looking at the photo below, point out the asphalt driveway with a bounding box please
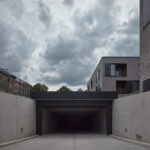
[0,134,149,150]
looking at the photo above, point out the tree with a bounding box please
[32,83,48,92]
[57,86,71,92]
[77,88,83,92]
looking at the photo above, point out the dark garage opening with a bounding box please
[42,107,106,134]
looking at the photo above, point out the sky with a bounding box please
[0,0,139,91]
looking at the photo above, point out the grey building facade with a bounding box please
[87,57,140,96]
[140,0,150,92]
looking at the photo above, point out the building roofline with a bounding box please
[0,68,32,86]
[31,91,118,100]
[87,56,140,85]
[102,56,140,58]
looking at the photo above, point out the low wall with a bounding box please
[113,91,150,143]
[0,92,36,143]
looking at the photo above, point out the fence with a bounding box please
[0,79,31,97]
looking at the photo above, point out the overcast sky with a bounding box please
[0,0,139,90]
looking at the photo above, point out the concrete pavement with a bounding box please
[0,134,149,150]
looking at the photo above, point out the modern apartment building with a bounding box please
[140,0,150,92]
[87,57,140,96]
[0,68,32,97]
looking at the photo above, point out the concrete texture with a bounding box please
[140,0,150,91]
[113,91,150,143]
[140,24,150,91]
[0,134,149,150]
[0,92,36,143]
[142,0,150,27]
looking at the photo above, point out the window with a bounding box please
[88,86,90,91]
[116,80,139,94]
[110,64,115,76]
[116,81,126,94]
[95,74,97,83]
[98,69,100,80]
[96,86,98,91]
[105,63,127,77]
[91,80,93,89]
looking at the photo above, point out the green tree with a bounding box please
[57,86,71,92]
[32,83,48,92]
[77,88,83,92]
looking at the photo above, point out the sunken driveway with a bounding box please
[0,134,149,150]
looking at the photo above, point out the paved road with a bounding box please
[0,134,149,150]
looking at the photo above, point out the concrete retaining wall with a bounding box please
[0,92,36,143]
[113,91,150,143]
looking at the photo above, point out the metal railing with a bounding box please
[0,80,31,97]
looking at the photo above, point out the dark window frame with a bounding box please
[116,80,139,94]
[105,63,127,77]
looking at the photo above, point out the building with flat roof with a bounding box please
[0,68,32,97]
[87,57,140,96]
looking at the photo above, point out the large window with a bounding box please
[105,63,127,77]
[95,73,97,83]
[110,64,115,76]
[91,80,93,89]
[98,69,100,80]
[116,81,139,94]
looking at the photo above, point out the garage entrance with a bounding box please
[42,107,106,134]
[32,92,117,135]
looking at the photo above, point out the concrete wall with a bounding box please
[140,0,150,91]
[140,24,150,91]
[113,91,150,143]
[0,92,36,143]
[142,0,150,27]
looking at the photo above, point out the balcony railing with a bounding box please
[115,71,127,77]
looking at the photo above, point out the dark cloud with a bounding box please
[41,0,117,86]
[113,9,139,56]
[44,37,77,64]
[42,59,94,86]
[42,35,95,86]
[63,0,74,6]
[0,20,35,73]
[113,37,139,56]
[73,0,116,43]
[124,12,139,35]
[38,1,51,28]
[0,0,139,89]
[2,0,25,19]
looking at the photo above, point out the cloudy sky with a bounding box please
[0,0,139,91]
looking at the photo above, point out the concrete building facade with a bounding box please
[140,0,150,91]
[0,92,36,143]
[87,57,140,96]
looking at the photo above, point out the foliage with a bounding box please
[32,83,48,92]
[57,86,71,92]
[77,88,83,92]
